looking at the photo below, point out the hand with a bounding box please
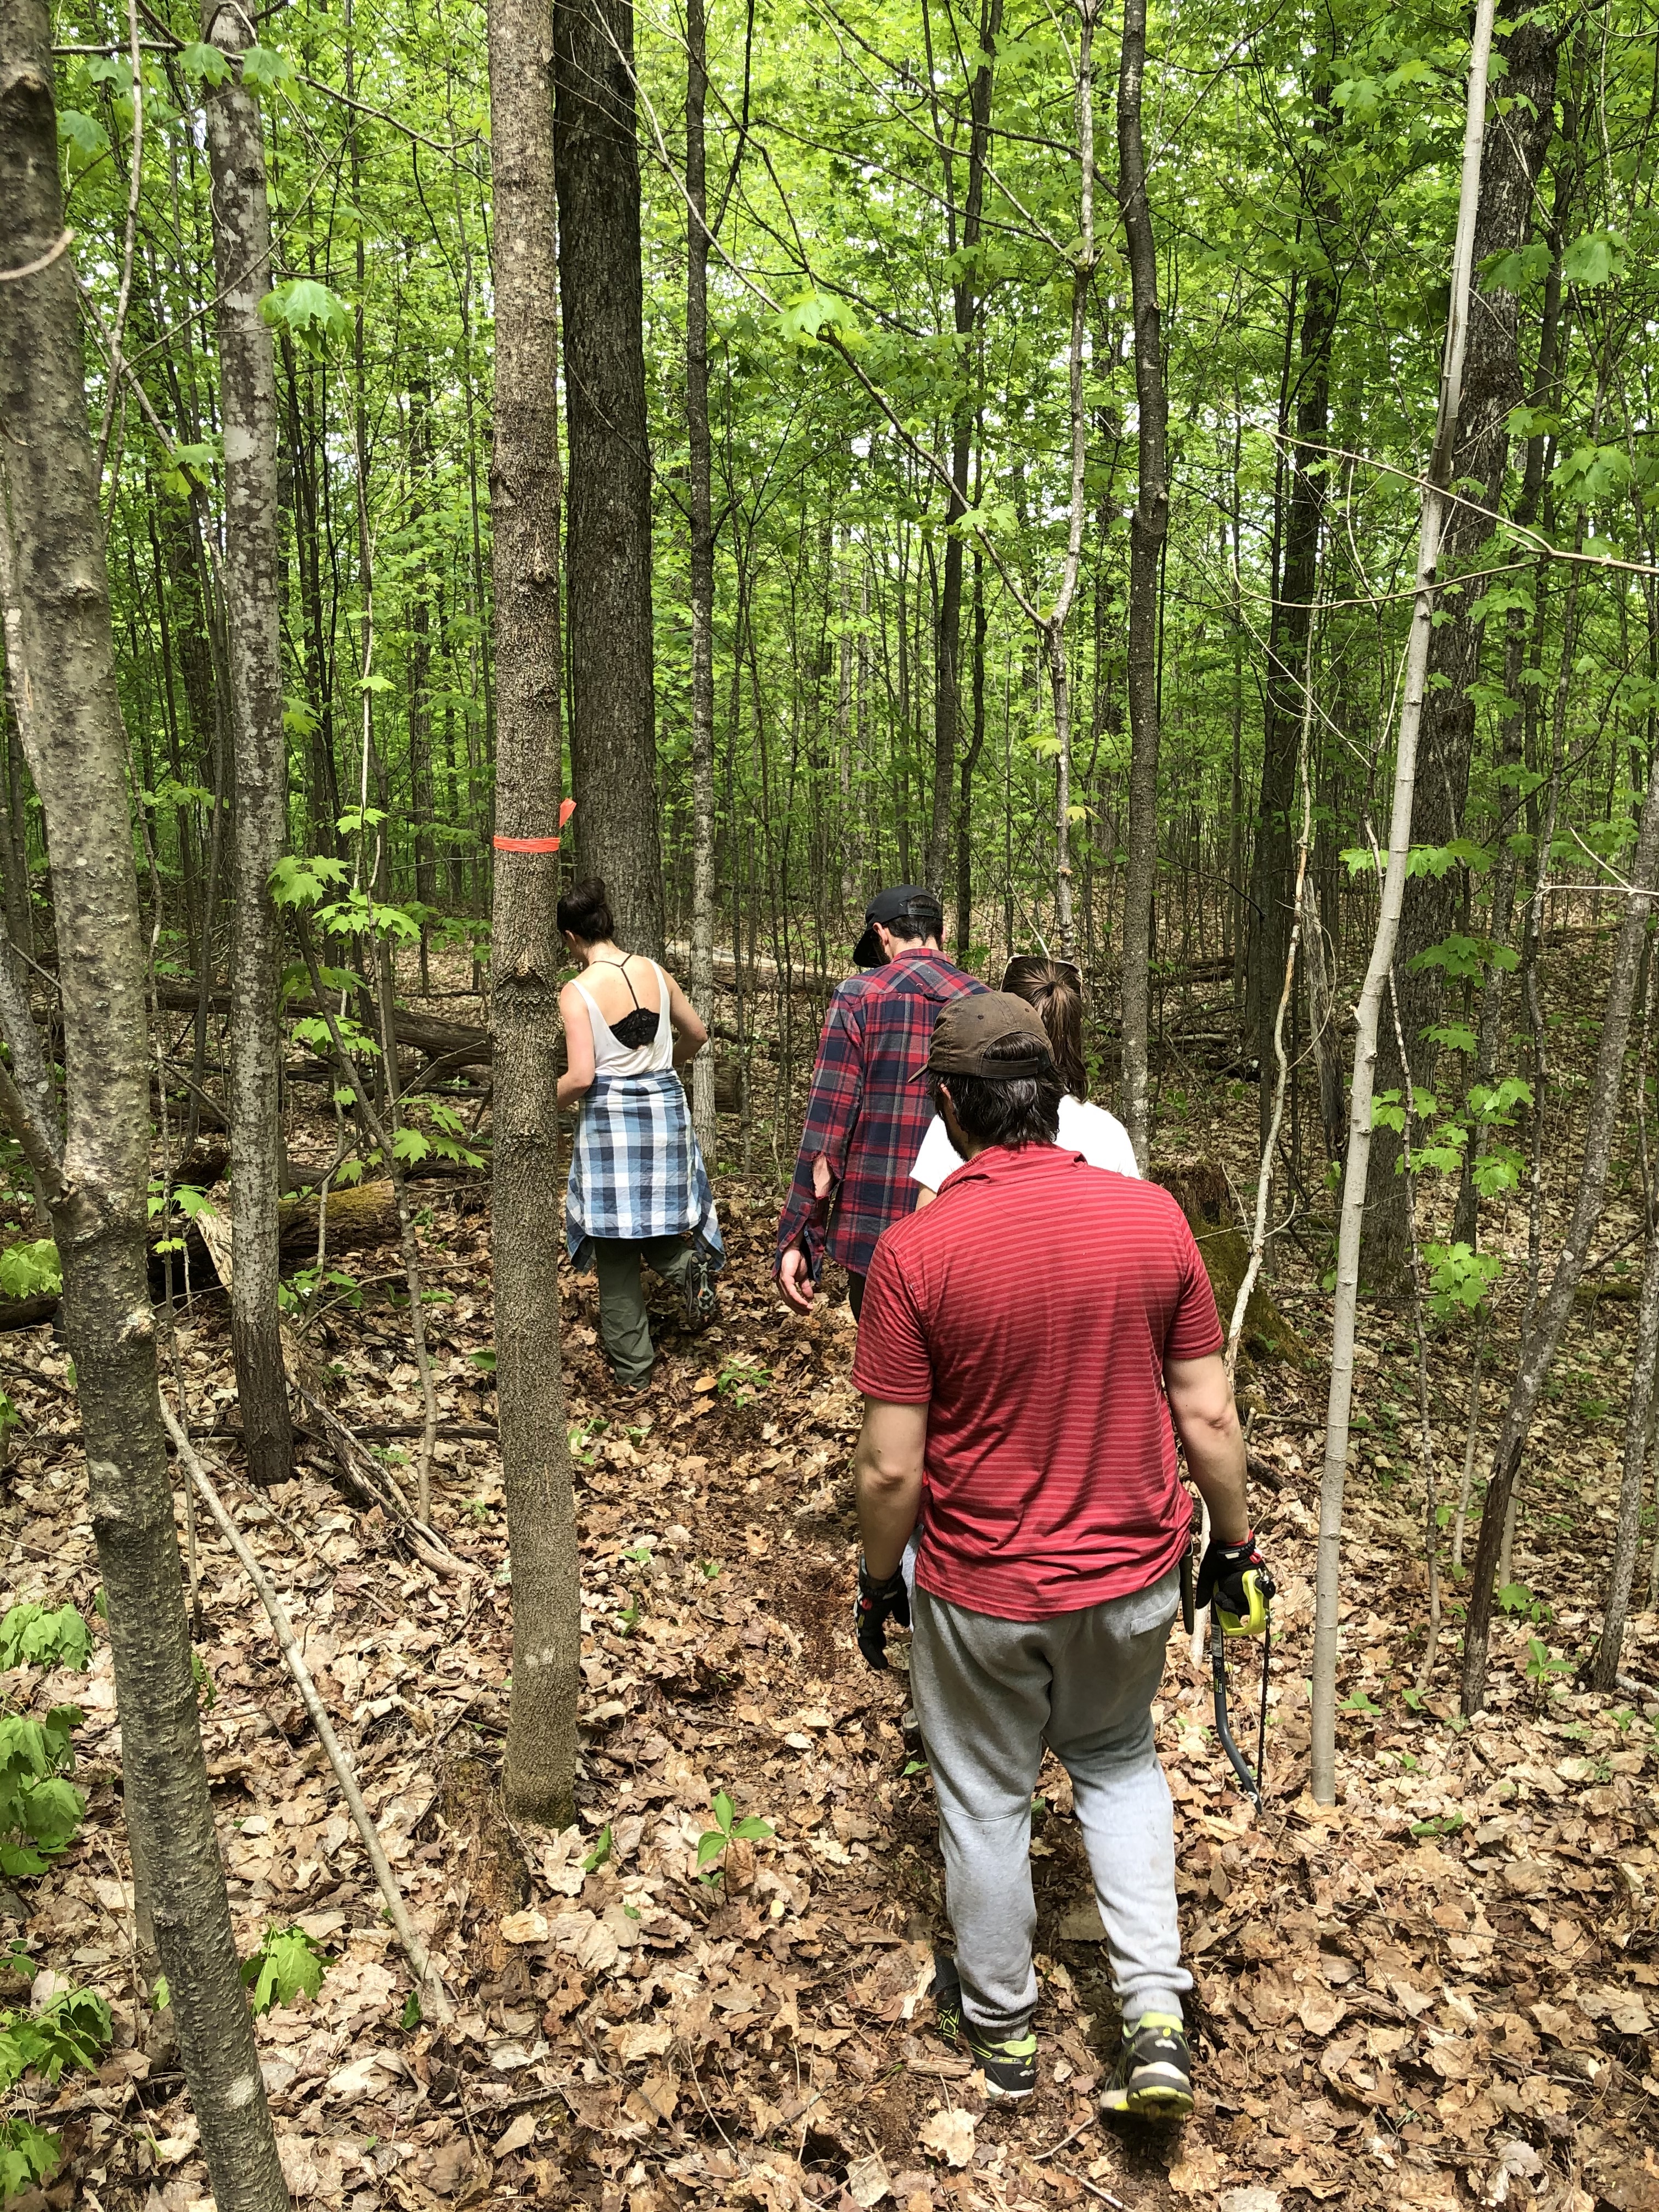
[777,1244,817,1317]
[1195,1531,1274,1624]
[854,1556,911,1670]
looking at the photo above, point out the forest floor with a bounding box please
[2,948,1658,2212]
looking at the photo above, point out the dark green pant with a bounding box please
[592,1234,698,1385]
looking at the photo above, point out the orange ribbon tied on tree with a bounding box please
[494,797,575,853]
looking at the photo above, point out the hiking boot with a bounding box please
[679,1244,720,1333]
[1101,2012,1193,2119]
[930,1951,1036,2101]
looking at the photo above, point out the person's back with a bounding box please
[776,887,984,1315]
[570,955,674,1078]
[847,994,1269,2124]
[863,1148,1210,1617]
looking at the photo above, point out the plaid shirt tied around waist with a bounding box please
[566,1069,725,1269]
[775,949,985,1280]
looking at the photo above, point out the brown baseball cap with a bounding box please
[913,992,1056,1081]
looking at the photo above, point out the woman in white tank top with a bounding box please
[556,877,723,1392]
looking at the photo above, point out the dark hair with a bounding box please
[557,877,614,945]
[887,895,944,945]
[1002,956,1086,1098]
[935,1034,1063,1151]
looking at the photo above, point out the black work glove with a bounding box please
[854,1557,911,1671]
[1195,1531,1275,1624]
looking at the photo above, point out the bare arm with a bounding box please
[1164,1352,1249,1543]
[913,1185,938,1210]
[852,1397,928,1579]
[664,968,708,1065]
[556,983,595,1108]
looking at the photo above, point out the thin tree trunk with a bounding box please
[1366,2,1558,1286]
[956,543,986,960]
[488,0,582,1828]
[1588,960,1659,1691]
[0,12,286,2198]
[925,0,1001,900]
[687,0,718,1156]
[1461,773,1659,1710]
[555,0,664,955]
[1248,122,1334,1143]
[1310,0,1498,1804]
[1115,0,1168,1166]
[202,1,291,1485]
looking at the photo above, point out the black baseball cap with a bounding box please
[912,992,1056,1081]
[853,885,945,969]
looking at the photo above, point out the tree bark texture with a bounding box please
[1589,1167,1659,1692]
[0,9,287,2201]
[554,0,665,958]
[202,1,292,1485]
[1249,157,1334,1138]
[489,0,582,1826]
[1115,0,1168,1167]
[925,0,1001,903]
[687,0,717,1155]
[1366,8,1557,1283]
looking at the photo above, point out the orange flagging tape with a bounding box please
[493,798,576,853]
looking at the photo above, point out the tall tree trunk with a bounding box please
[687,0,717,1155]
[1115,0,1168,1167]
[1365,4,1558,1285]
[924,0,1002,900]
[956,543,986,960]
[1588,970,1659,1693]
[203,0,292,1486]
[0,10,287,2202]
[1310,0,1498,1801]
[489,0,581,1826]
[555,0,664,956]
[1249,124,1335,1145]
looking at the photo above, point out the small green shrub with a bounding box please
[242,1925,328,2015]
[0,1603,93,1674]
[0,2114,62,2197]
[0,1244,59,1302]
[0,1709,84,1876]
[0,1985,112,2197]
[0,1986,111,2092]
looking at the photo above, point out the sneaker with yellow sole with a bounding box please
[930,1952,1037,2102]
[1100,2012,1193,2119]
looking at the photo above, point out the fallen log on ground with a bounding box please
[155,978,493,1066]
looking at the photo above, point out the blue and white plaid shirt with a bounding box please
[566,1069,725,1268]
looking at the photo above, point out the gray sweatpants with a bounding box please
[910,1570,1189,2038]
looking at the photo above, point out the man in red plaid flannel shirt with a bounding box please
[776,887,985,1319]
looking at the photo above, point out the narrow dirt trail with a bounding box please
[0,1172,1655,2209]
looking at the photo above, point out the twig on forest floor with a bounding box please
[1031,2113,1099,2160]
[159,1401,455,2024]
[294,1385,473,1579]
[1075,2176,1130,2210]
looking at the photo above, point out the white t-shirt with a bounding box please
[910,1094,1139,1192]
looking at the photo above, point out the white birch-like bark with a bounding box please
[1310,0,1498,1803]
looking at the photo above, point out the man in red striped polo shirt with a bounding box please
[849,994,1268,2116]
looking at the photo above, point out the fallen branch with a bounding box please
[292,1387,475,1581]
[159,1402,455,2024]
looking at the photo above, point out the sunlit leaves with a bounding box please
[261,278,352,354]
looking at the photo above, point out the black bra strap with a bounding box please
[596,955,643,1013]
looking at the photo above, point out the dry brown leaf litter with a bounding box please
[0,1081,1652,2211]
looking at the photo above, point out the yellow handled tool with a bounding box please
[1211,1569,1271,1808]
